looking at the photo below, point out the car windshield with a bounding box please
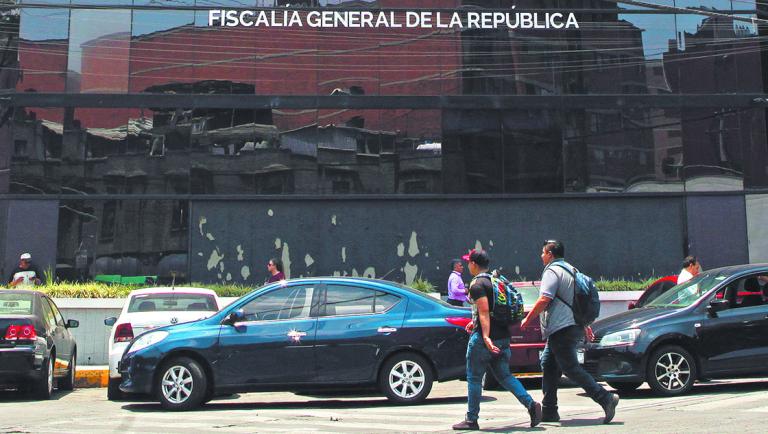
[516,285,540,306]
[0,292,34,315]
[127,293,218,313]
[646,272,725,308]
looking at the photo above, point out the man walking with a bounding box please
[446,259,468,306]
[520,240,619,424]
[453,249,542,430]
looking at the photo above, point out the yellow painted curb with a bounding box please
[74,368,109,388]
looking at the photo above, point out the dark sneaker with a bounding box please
[542,407,560,423]
[528,401,543,427]
[602,393,620,424]
[452,419,479,431]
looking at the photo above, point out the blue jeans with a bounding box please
[466,332,533,422]
[541,325,609,411]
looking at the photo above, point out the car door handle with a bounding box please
[377,327,397,333]
[287,330,307,337]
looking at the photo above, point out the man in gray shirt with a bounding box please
[520,240,619,424]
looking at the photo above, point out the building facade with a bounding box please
[0,0,766,286]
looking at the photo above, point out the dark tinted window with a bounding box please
[127,293,218,313]
[322,285,400,316]
[0,293,34,315]
[241,285,317,321]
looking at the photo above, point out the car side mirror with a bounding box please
[66,319,79,329]
[628,301,636,310]
[707,299,729,317]
[225,309,245,325]
[104,317,117,326]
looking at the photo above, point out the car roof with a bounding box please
[128,287,219,296]
[700,263,768,278]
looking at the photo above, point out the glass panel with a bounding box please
[67,6,131,93]
[127,293,218,313]
[56,199,189,282]
[241,285,316,321]
[9,108,67,194]
[323,284,376,316]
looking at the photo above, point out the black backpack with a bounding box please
[549,262,601,326]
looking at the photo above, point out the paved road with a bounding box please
[1,378,766,433]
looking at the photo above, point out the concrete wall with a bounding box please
[686,195,749,269]
[190,197,685,288]
[746,194,768,263]
[56,293,642,366]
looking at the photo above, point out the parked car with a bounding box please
[628,276,678,309]
[118,277,472,410]
[0,290,79,399]
[105,287,221,400]
[583,263,768,396]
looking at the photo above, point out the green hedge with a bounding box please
[17,277,658,298]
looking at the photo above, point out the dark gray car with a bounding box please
[0,290,79,399]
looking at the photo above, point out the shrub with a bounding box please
[409,277,436,294]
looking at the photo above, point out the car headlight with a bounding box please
[599,329,641,348]
[127,331,169,354]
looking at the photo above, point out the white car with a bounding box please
[104,287,221,400]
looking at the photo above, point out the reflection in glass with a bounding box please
[68,8,131,93]
[56,199,189,282]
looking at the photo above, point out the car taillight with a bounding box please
[114,323,134,343]
[4,324,37,340]
[445,317,472,328]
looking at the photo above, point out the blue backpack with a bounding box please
[476,272,525,325]
[550,263,600,326]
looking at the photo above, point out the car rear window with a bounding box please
[0,293,34,315]
[127,293,218,313]
[515,286,540,306]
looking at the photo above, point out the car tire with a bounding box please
[157,357,207,411]
[107,378,125,401]
[378,352,434,404]
[646,345,697,396]
[33,356,54,400]
[59,352,76,391]
[607,381,642,393]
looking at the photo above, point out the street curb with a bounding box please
[74,367,109,388]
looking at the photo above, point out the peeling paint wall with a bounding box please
[189,197,686,288]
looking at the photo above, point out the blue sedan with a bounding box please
[119,277,472,410]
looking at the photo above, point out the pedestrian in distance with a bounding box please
[677,255,701,284]
[8,253,42,288]
[266,258,285,283]
[452,249,542,431]
[446,259,468,307]
[520,240,619,424]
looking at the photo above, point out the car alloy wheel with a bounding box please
[379,352,434,404]
[647,345,697,396]
[655,352,691,391]
[47,357,54,395]
[389,360,426,399]
[161,365,194,404]
[157,357,208,411]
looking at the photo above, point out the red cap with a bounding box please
[461,249,475,261]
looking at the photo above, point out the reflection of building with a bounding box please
[664,15,764,188]
[1,2,767,285]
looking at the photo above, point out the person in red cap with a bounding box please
[453,249,542,430]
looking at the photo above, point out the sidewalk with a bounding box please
[74,366,109,388]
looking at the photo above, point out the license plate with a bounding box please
[577,350,585,364]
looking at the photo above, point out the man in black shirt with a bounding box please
[8,253,42,287]
[453,249,542,431]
